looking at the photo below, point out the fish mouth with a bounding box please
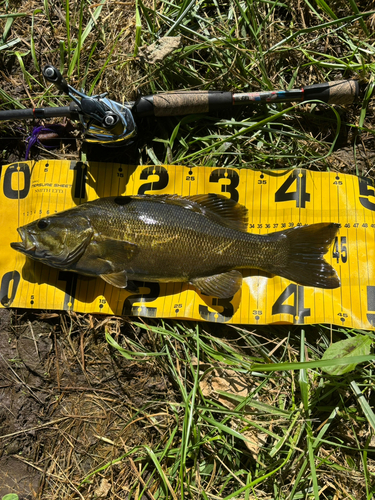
[10,228,37,254]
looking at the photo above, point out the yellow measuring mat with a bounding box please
[1,160,375,328]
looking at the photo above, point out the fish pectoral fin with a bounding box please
[101,270,128,288]
[191,270,242,298]
[96,239,138,288]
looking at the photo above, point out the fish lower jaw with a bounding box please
[11,241,36,253]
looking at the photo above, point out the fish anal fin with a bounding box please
[191,270,242,298]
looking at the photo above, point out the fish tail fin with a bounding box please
[274,223,340,289]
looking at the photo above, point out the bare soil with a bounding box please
[0,309,177,498]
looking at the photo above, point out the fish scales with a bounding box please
[85,197,283,279]
[11,194,340,298]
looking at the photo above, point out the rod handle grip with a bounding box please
[303,80,359,105]
[133,91,233,117]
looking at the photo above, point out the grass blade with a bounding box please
[31,9,42,72]
[350,380,375,434]
[68,0,106,76]
[144,446,178,500]
[134,0,142,57]
[14,51,32,89]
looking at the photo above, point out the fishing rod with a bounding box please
[0,65,359,147]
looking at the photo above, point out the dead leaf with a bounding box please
[94,478,111,498]
[139,36,181,64]
[200,368,249,409]
[241,426,268,456]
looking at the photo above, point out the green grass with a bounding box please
[97,322,375,499]
[1,0,375,498]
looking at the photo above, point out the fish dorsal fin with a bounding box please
[178,194,248,232]
[135,193,248,232]
[101,270,128,288]
[190,270,243,298]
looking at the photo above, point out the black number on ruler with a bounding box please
[138,166,169,194]
[274,170,310,208]
[366,286,375,326]
[209,168,239,202]
[0,271,20,306]
[58,271,78,310]
[3,163,31,199]
[332,236,348,263]
[358,177,375,211]
[70,162,87,200]
[272,284,311,324]
[122,281,160,316]
[199,297,234,323]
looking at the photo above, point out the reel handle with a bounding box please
[43,65,70,95]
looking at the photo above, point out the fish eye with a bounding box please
[37,218,50,230]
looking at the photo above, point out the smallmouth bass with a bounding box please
[11,194,340,298]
